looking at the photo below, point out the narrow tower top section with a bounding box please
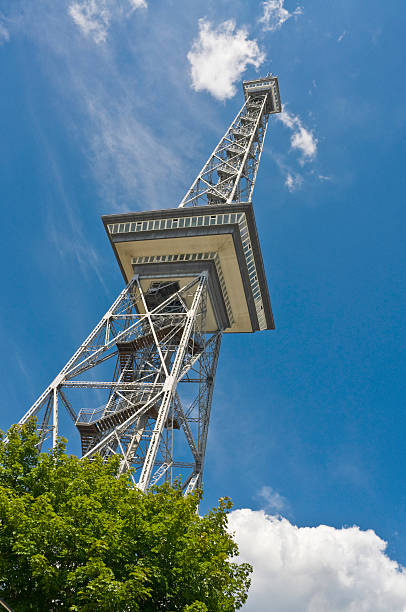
[178,73,282,209]
[243,75,281,115]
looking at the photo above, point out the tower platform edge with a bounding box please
[102,202,275,334]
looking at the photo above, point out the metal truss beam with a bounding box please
[15,271,222,493]
[178,94,269,208]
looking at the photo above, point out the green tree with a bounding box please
[0,422,251,611]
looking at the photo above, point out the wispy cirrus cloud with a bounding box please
[0,18,9,44]
[269,150,304,193]
[278,107,318,162]
[68,0,146,44]
[338,30,348,43]
[187,19,265,101]
[3,0,189,210]
[83,94,185,210]
[69,0,111,44]
[259,0,303,32]
[229,509,406,611]
[285,171,304,192]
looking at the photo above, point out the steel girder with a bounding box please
[14,272,222,493]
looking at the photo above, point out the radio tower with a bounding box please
[15,76,281,493]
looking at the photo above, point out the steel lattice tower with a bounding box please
[14,75,281,493]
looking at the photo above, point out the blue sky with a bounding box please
[1,0,406,608]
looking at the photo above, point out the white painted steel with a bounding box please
[14,76,279,493]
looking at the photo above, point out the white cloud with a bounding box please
[269,150,304,193]
[69,0,110,44]
[278,108,318,162]
[229,509,406,612]
[338,30,348,43]
[187,19,265,101]
[128,0,147,8]
[258,485,288,513]
[291,127,317,159]
[0,20,10,44]
[259,0,303,32]
[285,171,303,191]
[68,0,146,44]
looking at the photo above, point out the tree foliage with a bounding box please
[0,422,251,611]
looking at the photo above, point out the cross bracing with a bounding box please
[14,273,221,492]
[179,75,281,208]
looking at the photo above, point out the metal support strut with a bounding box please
[15,272,222,492]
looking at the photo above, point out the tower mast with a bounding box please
[180,75,280,207]
[14,75,281,493]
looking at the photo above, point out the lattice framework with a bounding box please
[179,93,269,208]
[13,76,280,492]
[14,273,221,492]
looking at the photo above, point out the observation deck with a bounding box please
[103,202,274,334]
[243,75,281,115]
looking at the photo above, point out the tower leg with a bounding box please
[14,272,222,492]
